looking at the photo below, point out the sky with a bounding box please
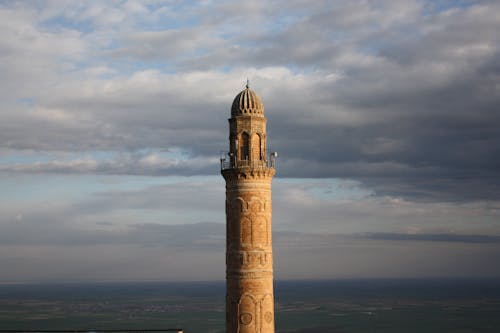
[0,0,500,283]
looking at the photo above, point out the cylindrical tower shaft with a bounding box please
[221,86,275,333]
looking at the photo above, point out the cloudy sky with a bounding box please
[1,0,500,283]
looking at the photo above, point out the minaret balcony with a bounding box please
[220,154,277,171]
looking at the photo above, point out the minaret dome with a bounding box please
[231,87,264,117]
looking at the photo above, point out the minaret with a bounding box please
[221,83,276,333]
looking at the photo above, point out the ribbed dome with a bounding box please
[231,87,264,117]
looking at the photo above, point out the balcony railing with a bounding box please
[220,156,276,171]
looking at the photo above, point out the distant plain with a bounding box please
[1,279,499,333]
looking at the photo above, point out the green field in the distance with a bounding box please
[1,279,500,333]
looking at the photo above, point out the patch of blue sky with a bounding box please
[39,14,95,34]
[100,57,177,77]
[327,30,349,43]
[359,45,379,56]
[131,147,192,159]
[16,97,36,107]
[147,192,223,219]
[93,175,221,190]
[61,149,194,165]
[113,208,170,225]
[308,183,373,201]
[0,153,53,164]
[44,151,111,163]
[133,1,202,31]
[180,44,217,58]
[276,178,373,201]
[3,151,106,167]
[1,148,196,166]
[270,9,309,30]
[220,65,233,73]
[284,64,319,76]
[422,0,479,16]
[160,148,187,160]
[358,42,398,58]
[62,59,100,74]
[0,173,222,204]
[119,60,172,73]
[85,150,116,161]
[135,14,201,32]
[215,23,264,42]
[0,174,101,203]
[90,48,180,78]
[120,206,222,225]
[216,4,307,37]
[230,38,261,50]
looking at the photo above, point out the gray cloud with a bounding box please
[359,232,500,244]
[0,221,224,248]
[0,151,218,176]
[1,1,500,281]
[1,1,498,202]
[2,221,500,282]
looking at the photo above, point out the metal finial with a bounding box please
[246,78,249,89]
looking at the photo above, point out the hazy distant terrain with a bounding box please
[1,279,500,333]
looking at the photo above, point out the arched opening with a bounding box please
[251,133,262,161]
[240,132,249,160]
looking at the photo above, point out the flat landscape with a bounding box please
[1,279,500,333]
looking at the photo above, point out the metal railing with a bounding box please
[220,152,277,171]
[220,158,275,171]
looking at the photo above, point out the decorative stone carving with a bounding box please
[238,295,256,333]
[262,294,274,329]
[264,311,273,324]
[240,313,252,325]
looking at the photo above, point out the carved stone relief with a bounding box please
[261,294,274,329]
[238,294,256,333]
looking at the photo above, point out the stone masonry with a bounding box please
[221,85,276,333]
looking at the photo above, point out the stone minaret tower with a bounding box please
[221,83,276,333]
